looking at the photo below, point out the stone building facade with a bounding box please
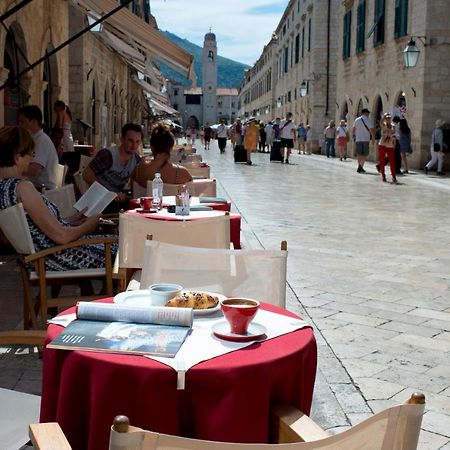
[239,0,338,151]
[336,0,450,169]
[1,0,191,150]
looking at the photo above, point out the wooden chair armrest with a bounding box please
[29,422,72,450]
[271,403,330,443]
[25,236,118,263]
[0,330,46,345]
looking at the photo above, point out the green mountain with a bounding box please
[159,31,249,88]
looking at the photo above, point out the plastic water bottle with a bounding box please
[152,173,163,210]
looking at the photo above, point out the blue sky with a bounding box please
[150,0,290,65]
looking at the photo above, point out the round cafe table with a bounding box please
[40,301,317,450]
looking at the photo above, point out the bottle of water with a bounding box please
[152,173,163,210]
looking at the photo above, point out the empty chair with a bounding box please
[78,155,93,172]
[30,393,425,450]
[43,184,76,218]
[181,164,210,179]
[138,239,287,307]
[55,164,67,188]
[149,179,217,197]
[119,212,230,271]
[73,170,90,195]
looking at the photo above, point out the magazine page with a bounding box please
[47,319,191,358]
[76,302,193,327]
[73,181,116,216]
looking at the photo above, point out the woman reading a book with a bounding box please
[0,126,117,270]
[132,122,192,193]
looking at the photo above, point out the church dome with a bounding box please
[204,31,216,41]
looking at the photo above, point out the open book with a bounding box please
[47,302,193,358]
[73,181,117,216]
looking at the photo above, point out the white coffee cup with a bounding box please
[148,283,182,307]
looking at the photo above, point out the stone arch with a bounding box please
[392,90,407,119]
[355,99,363,118]
[340,101,349,122]
[186,115,200,129]
[2,21,29,125]
[101,80,111,147]
[372,95,384,139]
[42,41,60,129]
[90,72,100,143]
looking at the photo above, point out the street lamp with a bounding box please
[403,36,426,68]
[299,80,308,97]
[276,97,282,108]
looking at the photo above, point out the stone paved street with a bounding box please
[1,140,450,448]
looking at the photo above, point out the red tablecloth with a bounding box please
[41,302,316,450]
[125,209,241,249]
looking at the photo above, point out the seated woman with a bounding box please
[132,123,192,192]
[0,126,117,271]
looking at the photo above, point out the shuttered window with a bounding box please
[343,10,352,59]
[295,33,300,63]
[368,0,385,47]
[356,0,366,53]
[394,0,408,38]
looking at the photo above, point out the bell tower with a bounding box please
[202,30,218,125]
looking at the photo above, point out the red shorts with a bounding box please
[337,137,347,146]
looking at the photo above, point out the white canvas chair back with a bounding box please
[78,155,93,172]
[73,171,89,194]
[140,240,287,308]
[183,165,210,179]
[156,179,217,197]
[133,181,147,199]
[118,213,230,269]
[44,184,76,218]
[0,203,35,255]
[55,164,67,188]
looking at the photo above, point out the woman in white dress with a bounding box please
[54,100,74,154]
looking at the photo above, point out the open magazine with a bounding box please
[47,302,193,358]
[73,181,117,216]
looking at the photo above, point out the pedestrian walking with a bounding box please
[324,121,336,158]
[279,112,296,164]
[216,119,228,153]
[297,123,306,154]
[203,123,213,150]
[258,121,267,152]
[305,125,312,154]
[398,118,412,174]
[336,120,349,161]
[378,113,397,184]
[353,108,374,173]
[424,119,446,175]
[265,121,274,151]
[243,118,258,165]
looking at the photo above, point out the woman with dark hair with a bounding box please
[54,100,74,154]
[132,122,192,190]
[398,118,412,174]
[0,126,116,270]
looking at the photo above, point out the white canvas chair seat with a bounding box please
[44,184,76,218]
[55,164,67,188]
[0,388,41,450]
[0,203,117,329]
[73,170,89,194]
[135,240,287,308]
[118,212,230,270]
[78,155,93,172]
[29,393,425,450]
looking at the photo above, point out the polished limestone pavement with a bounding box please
[201,141,450,449]
[1,140,450,448]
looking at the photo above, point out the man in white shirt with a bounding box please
[352,108,374,173]
[280,112,296,164]
[216,119,228,153]
[18,105,59,189]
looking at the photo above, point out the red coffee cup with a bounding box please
[140,196,153,210]
[220,298,260,335]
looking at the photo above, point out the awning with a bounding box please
[134,77,169,105]
[71,0,195,82]
[149,98,179,116]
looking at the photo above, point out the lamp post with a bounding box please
[403,36,426,68]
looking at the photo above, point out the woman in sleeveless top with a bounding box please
[132,123,192,195]
[378,113,397,184]
[0,126,117,271]
[54,100,74,154]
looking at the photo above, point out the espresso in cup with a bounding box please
[220,298,260,334]
[140,196,154,210]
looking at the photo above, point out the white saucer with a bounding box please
[212,321,267,342]
[136,208,157,213]
[113,290,224,316]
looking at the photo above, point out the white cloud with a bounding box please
[150,0,289,65]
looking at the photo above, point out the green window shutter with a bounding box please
[295,33,300,63]
[301,27,305,57]
[356,1,366,53]
[373,0,385,46]
[308,18,312,51]
[343,11,352,59]
[394,0,408,38]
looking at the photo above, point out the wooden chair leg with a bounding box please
[18,260,38,330]
[36,259,49,330]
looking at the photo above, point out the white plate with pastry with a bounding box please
[166,290,225,316]
[113,290,224,316]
